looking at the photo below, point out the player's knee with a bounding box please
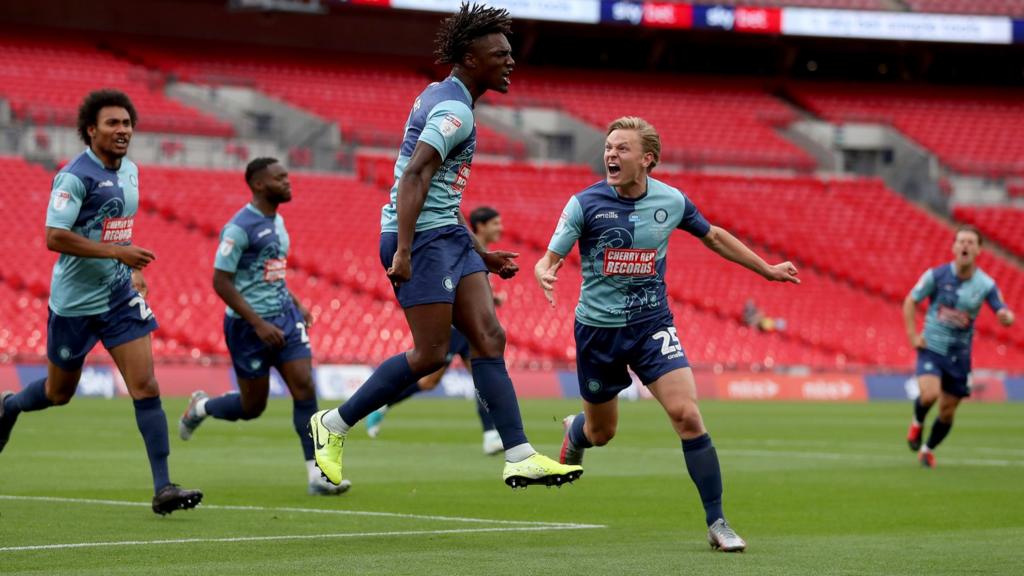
[918,389,939,406]
[45,388,74,406]
[668,402,704,435]
[290,379,316,401]
[127,376,160,400]
[586,423,616,447]
[408,348,447,375]
[240,400,267,420]
[473,323,506,357]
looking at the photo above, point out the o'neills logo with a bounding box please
[264,258,287,282]
[603,248,656,276]
[100,217,133,244]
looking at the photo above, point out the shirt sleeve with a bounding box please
[45,172,87,230]
[678,197,711,238]
[909,269,935,303]
[418,100,474,159]
[547,196,584,257]
[213,223,249,273]
[986,284,1007,313]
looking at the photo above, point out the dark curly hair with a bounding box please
[433,2,512,66]
[245,157,279,188]
[77,89,137,146]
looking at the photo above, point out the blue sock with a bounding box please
[476,397,495,432]
[913,398,930,423]
[340,353,420,425]
[133,397,171,494]
[205,392,245,421]
[470,357,528,448]
[682,434,724,526]
[926,418,953,449]
[569,412,593,448]
[4,378,52,415]
[388,382,422,407]
[293,398,318,461]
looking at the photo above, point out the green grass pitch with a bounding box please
[1,397,1022,575]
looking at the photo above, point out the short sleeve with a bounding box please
[986,284,1007,313]
[678,197,711,238]
[214,223,249,273]
[547,196,584,257]
[45,172,87,230]
[909,269,935,302]
[418,101,474,159]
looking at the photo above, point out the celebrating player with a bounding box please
[535,117,799,551]
[308,2,582,489]
[365,207,507,456]
[0,89,202,515]
[903,225,1015,468]
[178,158,350,495]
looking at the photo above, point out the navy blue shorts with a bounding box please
[916,347,972,398]
[47,291,159,372]
[574,315,690,404]
[224,301,312,380]
[380,225,487,309]
[447,326,471,365]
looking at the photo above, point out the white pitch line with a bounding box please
[0,525,601,553]
[720,448,1024,467]
[0,495,605,529]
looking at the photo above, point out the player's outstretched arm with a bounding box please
[46,227,155,269]
[699,225,799,284]
[534,250,565,307]
[213,269,285,348]
[388,142,444,285]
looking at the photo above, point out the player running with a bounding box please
[308,2,582,489]
[903,225,1015,468]
[178,158,350,496]
[0,89,202,515]
[365,207,507,456]
[535,117,799,551]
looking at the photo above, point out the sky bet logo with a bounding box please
[702,5,734,30]
[603,0,643,25]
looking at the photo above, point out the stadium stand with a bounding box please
[113,41,526,159]
[789,83,1024,177]
[500,70,815,171]
[0,33,233,138]
[953,206,1024,259]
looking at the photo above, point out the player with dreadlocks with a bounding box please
[309,2,583,490]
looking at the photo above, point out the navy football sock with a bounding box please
[569,412,593,448]
[913,397,930,424]
[682,434,725,526]
[292,398,318,461]
[205,392,245,421]
[476,397,496,432]
[133,397,171,494]
[340,353,419,425]
[388,382,422,407]
[926,418,953,449]
[4,378,52,415]
[470,357,528,448]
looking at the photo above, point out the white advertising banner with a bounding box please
[781,8,1012,45]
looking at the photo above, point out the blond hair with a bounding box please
[606,116,661,172]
